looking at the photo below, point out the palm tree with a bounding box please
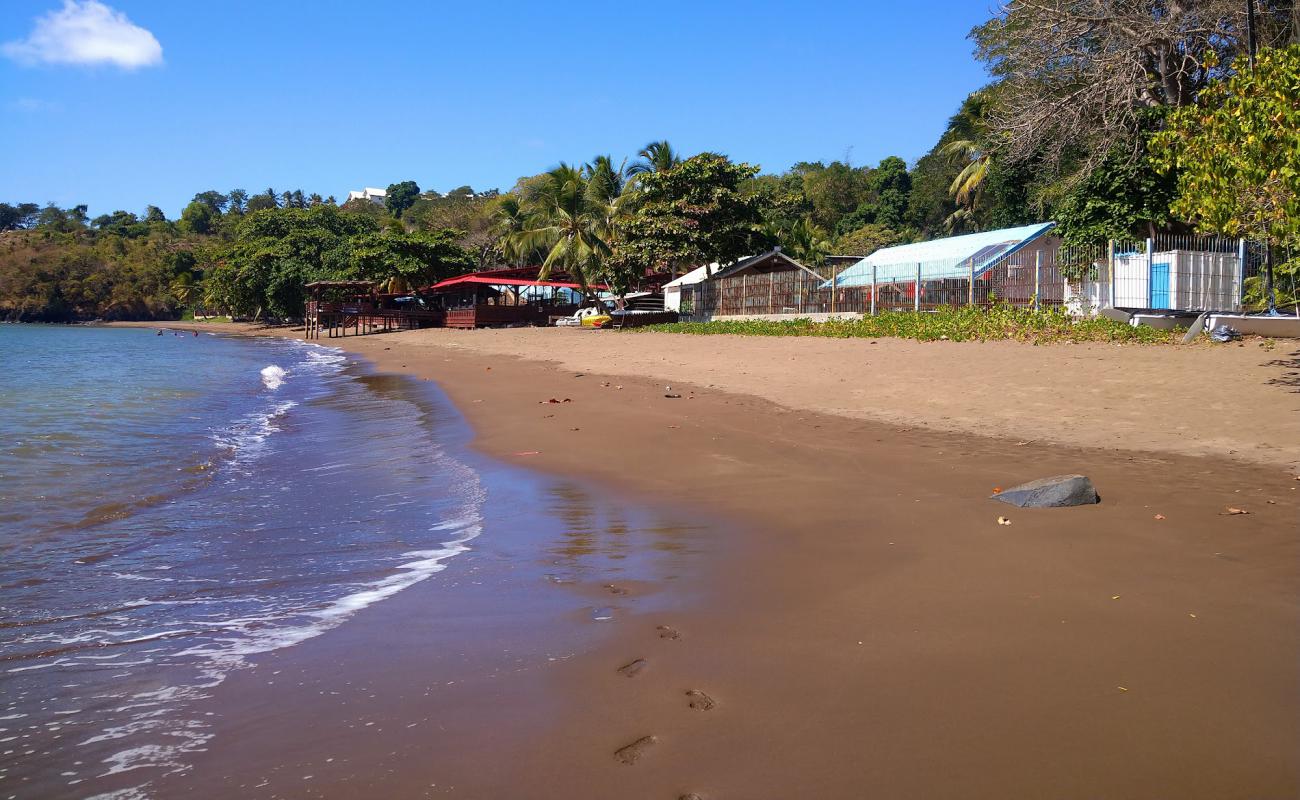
[940,90,993,232]
[627,140,680,177]
[508,164,611,299]
[584,155,633,234]
[493,195,532,266]
[781,217,832,266]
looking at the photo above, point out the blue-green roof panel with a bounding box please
[832,222,1056,286]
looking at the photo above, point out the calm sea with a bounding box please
[0,326,694,799]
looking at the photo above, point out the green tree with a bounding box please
[192,191,228,214]
[628,140,680,177]
[507,164,611,297]
[385,181,421,218]
[834,223,906,257]
[227,189,248,215]
[179,201,216,235]
[1152,45,1300,310]
[612,153,773,278]
[346,229,474,289]
[1,202,42,231]
[798,161,872,232]
[246,189,278,212]
[779,217,832,266]
[1054,140,1176,245]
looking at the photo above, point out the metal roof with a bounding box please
[663,250,813,288]
[831,222,1056,287]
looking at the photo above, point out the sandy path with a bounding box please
[336,328,1300,471]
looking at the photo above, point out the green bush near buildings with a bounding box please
[635,306,1184,344]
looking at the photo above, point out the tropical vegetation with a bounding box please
[2,2,1295,321]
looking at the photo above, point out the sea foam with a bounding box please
[259,365,287,389]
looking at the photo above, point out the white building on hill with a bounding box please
[346,187,387,205]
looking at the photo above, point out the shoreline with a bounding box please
[118,321,1300,472]
[110,321,1299,797]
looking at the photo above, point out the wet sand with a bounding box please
[123,323,1299,798]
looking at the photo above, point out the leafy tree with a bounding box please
[385,180,421,218]
[92,210,147,238]
[35,204,88,232]
[179,201,216,235]
[346,229,474,289]
[612,153,773,278]
[192,191,228,214]
[1152,45,1300,310]
[798,161,872,231]
[227,189,248,215]
[144,205,167,223]
[868,156,912,230]
[1054,141,1177,245]
[0,202,41,231]
[246,189,278,212]
[834,223,906,256]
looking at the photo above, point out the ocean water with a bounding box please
[0,326,693,799]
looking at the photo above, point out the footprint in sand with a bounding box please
[679,794,704,800]
[604,583,629,595]
[685,689,715,711]
[614,735,657,765]
[657,624,681,640]
[617,658,647,677]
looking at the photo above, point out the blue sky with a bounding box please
[1,1,993,218]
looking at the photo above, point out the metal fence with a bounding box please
[681,234,1271,319]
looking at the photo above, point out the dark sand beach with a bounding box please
[122,322,1299,799]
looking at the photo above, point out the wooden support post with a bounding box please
[798,270,803,314]
[769,272,774,314]
[741,274,747,316]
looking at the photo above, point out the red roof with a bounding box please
[427,269,606,292]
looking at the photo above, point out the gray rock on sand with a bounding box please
[991,475,1099,508]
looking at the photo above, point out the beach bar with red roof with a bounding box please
[425,266,604,329]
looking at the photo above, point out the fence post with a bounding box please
[1237,237,1247,310]
[797,270,803,314]
[741,273,747,317]
[870,264,877,316]
[831,274,837,315]
[1033,250,1041,311]
[1145,237,1154,308]
[1107,239,1116,308]
[968,258,975,306]
[914,263,921,312]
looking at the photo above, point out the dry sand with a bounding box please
[342,326,1300,471]
[127,322,1300,798]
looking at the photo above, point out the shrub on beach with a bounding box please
[634,305,1184,344]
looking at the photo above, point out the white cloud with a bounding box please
[2,1,162,70]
